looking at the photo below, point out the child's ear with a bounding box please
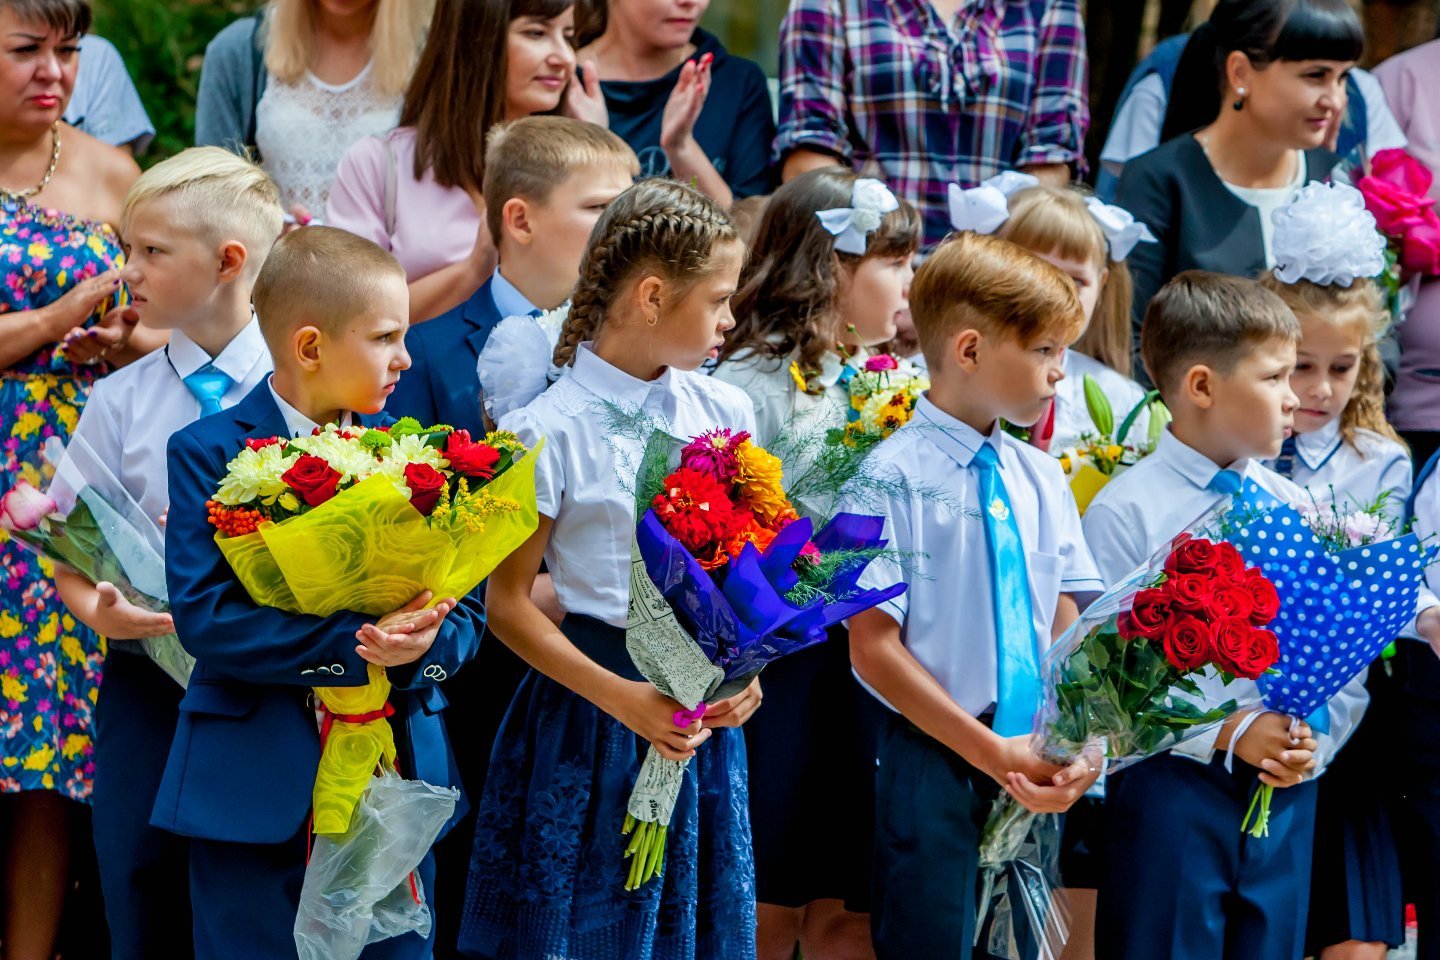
[1182,363,1216,410]
[636,274,664,326]
[217,241,247,283]
[952,329,981,372]
[502,197,534,247]
[293,325,324,371]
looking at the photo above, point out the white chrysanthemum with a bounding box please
[382,433,448,470]
[292,432,381,483]
[213,445,299,506]
[1272,181,1387,287]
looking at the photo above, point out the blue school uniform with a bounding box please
[1404,452,1440,960]
[1083,430,1367,960]
[48,321,271,960]
[460,344,758,960]
[390,273,507,436]
[159,379,484,960]
[837,396,1103,958]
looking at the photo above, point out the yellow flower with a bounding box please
[22,744,53,772]
[60,634,85,666]
[734,440,791,525]
[87,234,107,257]
[10,411,44,439]
[33,715,42,732]
[1,675,27,703]
[55,269,66,288]
[24,377,52,403]
[1059,455,1072,474]
[0,612,21,639]
[27,240,52,260]
[481,430,527,455]
[37,615,57,646]
[277,491,300,512]
[41,773,54,790]
[54,402,78,434]
[2,756,15,768]
[1105,445,1123,461]
[61,734,90,761]
[61,614,73,632]
[789,362,808,394]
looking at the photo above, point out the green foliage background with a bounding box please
[92,0,262,164]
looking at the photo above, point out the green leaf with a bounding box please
[1115,389,1161,444]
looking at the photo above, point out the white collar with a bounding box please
[570,342,678,408]
[1155,428,1252,489]
[1294,418,1343,470]
[491,267,540,320]
[911,393,1006,470]
[167,314,267,382]
[266,375,353,438]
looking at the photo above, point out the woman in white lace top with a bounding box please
[197,0,432,222]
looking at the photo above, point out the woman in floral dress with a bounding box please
[0,0,155,955]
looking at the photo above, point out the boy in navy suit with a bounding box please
[160,227,484,960]
[52,147,282,960]
[841,233,1105,958]
[391,116,638,434]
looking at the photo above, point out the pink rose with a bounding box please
[0,481,56,532]
[864,354,900,372]
[1401,209,1440,276]
[1357,175,1434,235]
[1370,148,1435,198]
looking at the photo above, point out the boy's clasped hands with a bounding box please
[983,734,1105,814]
[354,589,458,667]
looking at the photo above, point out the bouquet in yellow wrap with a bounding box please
[204,418,543,834]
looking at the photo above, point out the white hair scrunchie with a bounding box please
[1271,181,1387,287]
[816,178,901,255]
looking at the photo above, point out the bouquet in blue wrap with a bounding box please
[620,427,907,889]
[1223,480,1429,836]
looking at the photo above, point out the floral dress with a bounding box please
[0,199,125,801]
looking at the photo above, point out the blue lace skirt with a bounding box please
[459,616,757,960]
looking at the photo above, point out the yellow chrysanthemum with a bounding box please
[733,440,791,526]
[1,674,27,703]
[214,443,299,506]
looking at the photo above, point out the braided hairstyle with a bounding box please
[553,178,739,369]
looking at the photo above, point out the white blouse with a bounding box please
[255,62,402,214]
[500,345,758,628]
[1052,349,1150,453]
[1271,418,1412,523]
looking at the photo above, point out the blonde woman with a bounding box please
[195,0,432,221]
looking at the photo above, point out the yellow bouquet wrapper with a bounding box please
[1066,461,1111,516]
[215,439,544,835]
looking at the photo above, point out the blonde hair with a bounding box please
[911,232,1084,372]
[263,0,433,98]
[1258,274,1403,450]
[122,147,284,275]
[254,226,406,351]
[997,185,1136,376]
[483,117,639,243]
[553,179,738,368]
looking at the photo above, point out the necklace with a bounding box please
[1,121,62,203]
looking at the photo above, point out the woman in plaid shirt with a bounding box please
[775,0,1090,251]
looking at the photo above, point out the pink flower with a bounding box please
[1401,209,1440,276]
[864,354,900,372]
[1370,148,1435,198]
[0,480,56,532]
[679,428,751,484]
[1356,175,1433,235]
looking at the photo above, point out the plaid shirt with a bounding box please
[777,0,1089,249]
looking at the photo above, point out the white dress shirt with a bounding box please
[1083,429,1368,773]
[50,319,271,524]
[1269,420,1412,523]
[268,378,353,439]
[1051,350,1151,454]
[499,344,758,628]
[842,395,1104,717]
[489,267,540,320]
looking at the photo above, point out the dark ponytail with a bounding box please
[1159,0,1364,142]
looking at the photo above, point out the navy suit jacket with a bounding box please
[389,278,502,437]
[154,381,484,844]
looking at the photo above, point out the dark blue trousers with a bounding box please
[1097,753,1317,960]
[92,651,194,960]
[1401,644,1440,960]
[189,823,437,959]
[870,714,1000,960]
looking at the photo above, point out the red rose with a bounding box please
[1401,209,1440,276]
[1165,537,1218,576]
[1162,617,1213,671]
[1166,573,1213,613]
[1243,569,1281,625]
[281,454,342,507]
[1357,174,1434,235]
[1209,616,1255,675]
[245,436,282,451]
[1208,584,1254,621]
[403,462,447,516]
[1234,628,1281,680]
[1371,148,1435,198]
[444,430,501,480]
[1212,542,1246,580]
[1120,587,1173,640]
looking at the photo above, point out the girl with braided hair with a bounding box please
[460,178,762,960]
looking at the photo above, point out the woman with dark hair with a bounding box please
[1115,0,1362,336]
[325,0,597,323]
[0,0,151,956]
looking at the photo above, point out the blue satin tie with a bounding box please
[1273,435,1299,479]
[183,364,234,417]
[973,444,1040,737]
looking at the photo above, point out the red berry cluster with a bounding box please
[206,499,265,537]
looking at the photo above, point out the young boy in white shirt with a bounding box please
[1082,271,1436,960]
[49,147,282,960]
[843,231,1104,958]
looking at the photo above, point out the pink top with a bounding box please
[1376,40,1440,431]
[325,126,481,282]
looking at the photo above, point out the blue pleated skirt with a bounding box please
[459,616,757,960]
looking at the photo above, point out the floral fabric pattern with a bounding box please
[0,199,125,801]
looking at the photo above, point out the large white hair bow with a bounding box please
[1271,182,1387,287]
[946,171,1040,235]
[475,303,569,422]
[1083,197,1158,262]
[816,178,901,254]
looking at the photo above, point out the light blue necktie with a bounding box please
[973,443,1040,736]
[1208,469,1329,732]
[183,363,234,417]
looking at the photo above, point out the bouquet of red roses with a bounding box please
[977,495,1281,960]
